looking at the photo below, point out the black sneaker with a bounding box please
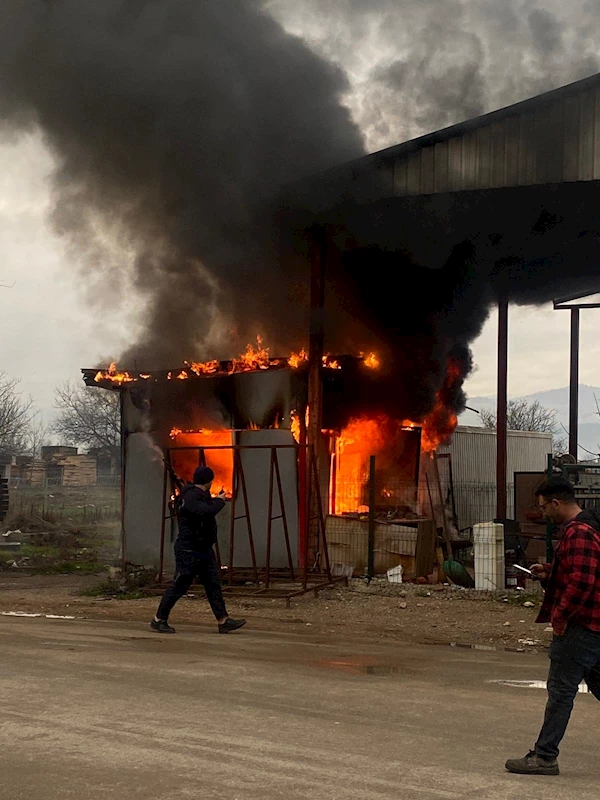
[218,617,246,634]
[150,619,176,634]
[505,751,559,776]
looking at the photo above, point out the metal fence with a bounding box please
[452,482,515,533]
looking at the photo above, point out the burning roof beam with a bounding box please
[81,353,379,389]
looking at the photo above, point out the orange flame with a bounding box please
[362,352,380,370]
[94,342,381,385]
[322,354,341,370]
[231,335,271,372]
[94,362,135,385]
[169,428,233,495]
[290,410,301,443]
[288,349,308,369]
[412,359,461,451]
[187,359,220,376]
[332,416,389,514]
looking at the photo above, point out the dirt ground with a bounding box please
[0,572,552,653]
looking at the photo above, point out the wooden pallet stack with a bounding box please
[0,478,8,522]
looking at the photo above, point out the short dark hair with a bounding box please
[536,477,576,503]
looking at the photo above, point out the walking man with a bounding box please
[505,477,600,776]
[151,466,246,635]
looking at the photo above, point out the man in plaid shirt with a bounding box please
[506,477,600,776]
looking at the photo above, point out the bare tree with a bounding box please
[52,383,120,454]
[481,399,558,433]
[26,413,51,461]
[0,372,33,454]
[481,398,566,455]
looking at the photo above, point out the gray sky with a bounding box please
[1,1,600,417]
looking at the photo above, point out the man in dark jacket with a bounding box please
[151,465,246,635]
[506,477,600,776]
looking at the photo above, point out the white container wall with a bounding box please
[473,522,505,591]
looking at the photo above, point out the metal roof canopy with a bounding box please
[302,72,600,521]
[333,71,600,199]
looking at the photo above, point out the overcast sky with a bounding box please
[1,1,599,418]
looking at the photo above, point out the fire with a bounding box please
[288,349,308,369]
[94,362,135,385]
[93,342,379,385]
[169,429,234,495]
[362,352,380,370]
[329,359,462,514]
[290,411,301,443]
[415,405,458,452]
[322,354,341,370]
[187,359,220,376]
[413,359,462,452]
[332,416,390,514]
[231,335,271,372]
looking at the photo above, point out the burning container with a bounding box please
[83,341,446,581]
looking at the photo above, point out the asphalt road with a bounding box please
[0,615,598,799]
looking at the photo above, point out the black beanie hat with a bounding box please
[193,466,215,485]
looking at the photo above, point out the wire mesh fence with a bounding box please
[451,482,515,533]
[326,465,423,578]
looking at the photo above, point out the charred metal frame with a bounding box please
[157,442,345,606]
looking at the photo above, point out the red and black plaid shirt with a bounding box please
[537,513,600,632]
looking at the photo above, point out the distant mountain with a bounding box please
[460,384,600,456]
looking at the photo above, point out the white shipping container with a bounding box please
[438,426,552,530]
[438,426,552,483]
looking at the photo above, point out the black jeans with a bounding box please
[156,546,227,622]
[535,624,600,759]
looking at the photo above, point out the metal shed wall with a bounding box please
[438,426,552,483]
[438,426,552,529]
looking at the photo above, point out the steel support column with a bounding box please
[569,308,580,459]
[496,299,508,519]
[308,226,326,451]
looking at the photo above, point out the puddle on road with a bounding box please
[428,641,542,654]
[489,679,590,694]
[316,658,402,676]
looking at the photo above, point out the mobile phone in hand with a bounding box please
[512,564,533,576]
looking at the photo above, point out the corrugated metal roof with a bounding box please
[316,72,600,199]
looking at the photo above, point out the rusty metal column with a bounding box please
[569,308,580,460]
[496,298,508,520]
[308,226,326,452]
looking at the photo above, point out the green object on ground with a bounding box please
[443,558,475,588]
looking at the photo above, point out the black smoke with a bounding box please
[0,0,364,366]
[2,1,600,432]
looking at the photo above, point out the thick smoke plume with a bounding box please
[268,0,600,150]
[0,0,364,366]
[2,1,600,430]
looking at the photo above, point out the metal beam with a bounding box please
[308,226,326,452]
[569,308,580,459]
[496,299,508,519]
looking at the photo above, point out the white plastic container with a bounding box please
[386,564,404,584]
[473,522,505,591]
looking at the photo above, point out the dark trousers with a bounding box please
[156,546,227,622]
[535,624,600,759]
